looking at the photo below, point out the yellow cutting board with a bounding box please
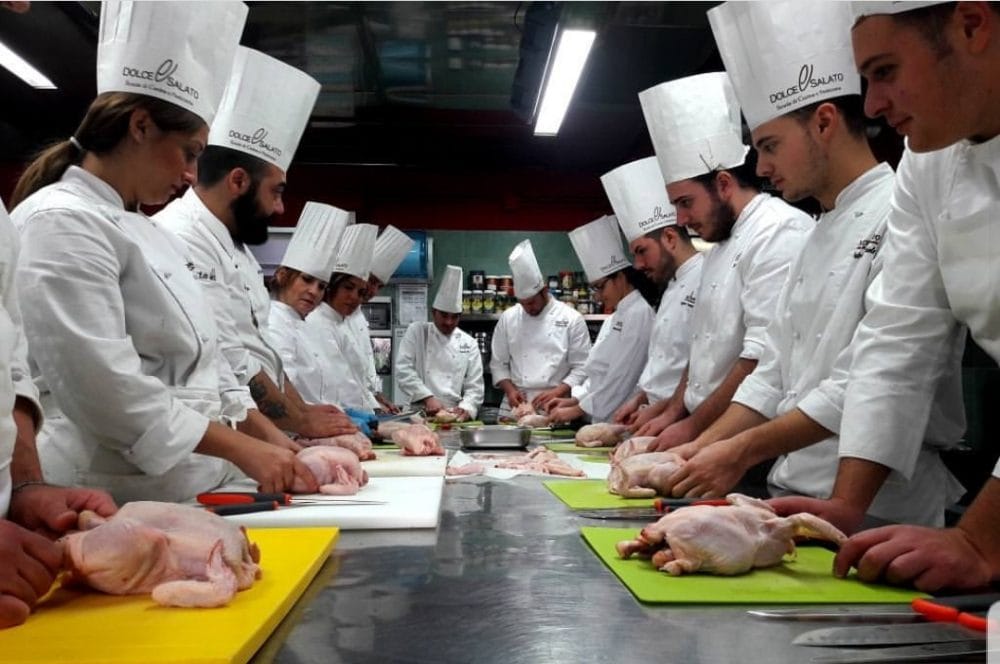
[0,527,338,664]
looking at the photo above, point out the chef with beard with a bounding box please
[635,72,813,452]
[601,157,703,430]
[156,47,356,442]
[490,239,591,415]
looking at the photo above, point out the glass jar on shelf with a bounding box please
[482,289,496,314]
[462,290,472,314]
[470,290,483,314]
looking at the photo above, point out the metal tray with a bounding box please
[459,425,532,449]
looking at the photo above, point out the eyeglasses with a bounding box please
[593,278,611,291]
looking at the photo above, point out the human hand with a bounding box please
[233,441,319,494]
[452,408,471,423]
[300,408,358,438]
[612,399,638,425]
[543,397,576,413]
[646,418,698,452]
[667,437,749,498]
[423,397,445,415]
[767,495,866,537]
[549,405,584,425]
[506,388,527,408]
[833,525,994,592]
[0,519,62,629]
[9,484,117,538]
[532,385,569,410]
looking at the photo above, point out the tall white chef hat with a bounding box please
[508,239,545,299]
[280,202,352,281]
[97,1,248,125]
[569,216,630,284]
[600,156,677,243]
[709,1,860,131]
[208,47,321,172]
[433,265,464,314]
[370,225,414,284]
[851,1,950,22]
[333,223,377,281]
[638,72,749,186]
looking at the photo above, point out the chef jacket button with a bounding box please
[797,276,803,283]
[163,271,171,279]
[200,335,209,343]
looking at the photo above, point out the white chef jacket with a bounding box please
[573,290,654,422]
[155,189,282,394]
[13,167,244,504]
[396,321,485,418]
[734,164,965,526]
[264,300,338,407]
[638,253,703,403]
[0,200,42,517]
[348,308,382,395]
[304,303,379,411]
[490,297,591,410]
[683,193,813,413]
[841,135,1000,481]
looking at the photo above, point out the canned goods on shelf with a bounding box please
[559,270,574,291]
[482,289,496,314]
[462,290,472,314]
[485,275,499,291]
[470,290,483,313]
[500,275,513,296]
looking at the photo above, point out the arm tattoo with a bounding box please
[248,375,289,420]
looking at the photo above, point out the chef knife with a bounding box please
[792,622,984,647]
[808,639,991,663]
[758,592,1000,624]
[748,607,922,623]
[576,498,729,520]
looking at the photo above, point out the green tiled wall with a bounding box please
[427,230,584,291]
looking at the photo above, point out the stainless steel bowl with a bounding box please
[459,424,532,449]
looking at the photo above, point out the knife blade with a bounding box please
[792,622,983,647]
[809,639,991,663]
[748,607,922,623]
[576,498,730,520]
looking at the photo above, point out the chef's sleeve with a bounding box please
[731,290,789,420]
[178,235,259,412]
[738,221,806,361]
[579,305,652,421]
[458,344,485,419]
[489,314,512,386]
[395,323,433,403]
[562,314,592,388]
[0,211,41,427]
[17,210,209,477]
[837,152,964,479]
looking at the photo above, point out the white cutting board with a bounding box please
[363,448,447,477]
[220,476,444,530]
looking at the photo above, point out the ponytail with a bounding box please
[10,92,204,209]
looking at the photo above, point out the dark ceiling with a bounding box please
[0,1,724,177]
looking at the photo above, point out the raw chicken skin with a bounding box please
[391,423,445,456]
[607,451,686,498]
[377,420,410,439]
[517,413,550,428]
[610,436,656,464]
[616,494,847,576]
[300,432,375,460]
[432,410,459,424]
[61,501,261,608]
[575,423,629,448]
[511,402,536,419]
[294,446,369,495]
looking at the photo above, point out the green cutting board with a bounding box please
[581,526,927,604]
[543,441,611,453]
[545,479,655,509]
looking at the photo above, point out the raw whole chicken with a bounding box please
[432,410,459,424]
[511,402,536,419]
[475,447,584,477]
[616,494,846,576]
[391,423,445,456]
[377,420,410,439]
[607,451,686,498]
[293,446,369,495]
[517,413,550,427]
[61,502,261,608]
[299,432,375,460]
[610,436,656,464]
[575,423,629,448]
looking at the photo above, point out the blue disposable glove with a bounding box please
[344,408,377,437]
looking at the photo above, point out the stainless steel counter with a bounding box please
[253,437,936,664]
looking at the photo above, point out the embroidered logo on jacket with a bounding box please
[185,261,217,282]
[554,320,569,328]
[681,293,697,308]
[612,321,624,332]
[853,232,883,259]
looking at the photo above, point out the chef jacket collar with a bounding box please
[181,188,239,258]
[673,251,704,283]
[524,294,556,319]
[832,162,895,212]
[315,301,347,325]
[63,165,126,211]
[728,192,769,242]
[961,131,1000,177]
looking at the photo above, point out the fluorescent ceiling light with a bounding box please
[0,38,56,89]
[534,29,595,136]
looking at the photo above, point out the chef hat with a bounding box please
[208,47,320,172]
[569,216,630,284]
[432,265,464,314]
[709,1,860,131]
[370,225,414,284]
[601,156,677,243]
[97,1,248,124]
[333,223,377,281]
[280,202,352,281]
[638,72,749,185]
[508,239,545,299]
[851,1,950,22]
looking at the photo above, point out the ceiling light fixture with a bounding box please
[533,28,595,136]
[0,38,56,89]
